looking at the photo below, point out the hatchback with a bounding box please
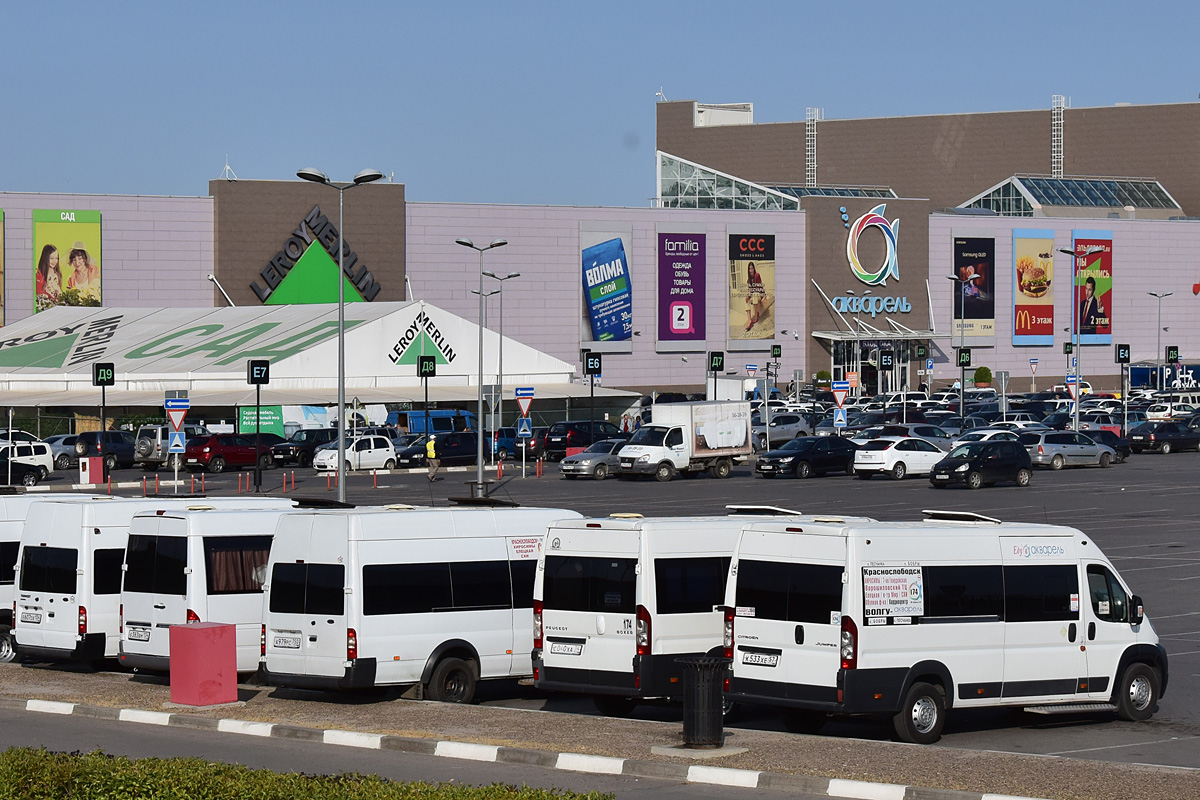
[1017,431,1117,469]
[929,440,1033,489]
[853,436,945,480]
[183,434,274,473]
[1127,421,1200,454]
[312,435,396,472]
[43,434,79,471]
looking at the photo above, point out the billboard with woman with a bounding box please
[33,209,102,313]
[728,234,775,341]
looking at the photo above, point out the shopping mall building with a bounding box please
[2,97,1198,405]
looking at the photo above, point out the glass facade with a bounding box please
[657,153,799,210]
[965,176,1178,217]
[769,184,895,199]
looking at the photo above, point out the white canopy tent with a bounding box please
[0,301,634,408]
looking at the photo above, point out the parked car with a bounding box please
[134,423,212,471]
[851,423,953,451]
[988,420,1050,432]
[270,427,339,467]
[1017,431,1117,469]
[183,434,274,473]
[1146,403,1196,421]
[751,412,812,450]
[1078,413,1124,436]
[0,430,39,444]
[0,456,41,486]
[949,429,1022,449]
[545,420,623,460]
[489,427,518,460]
[514,426,549,460]
[755,435,858,479]
[312,435,396,472]
[559,438,625,480]
[1087,429,1132,462]
[391,433,425,450]
[74,430,138,470]
[929,440,1033,489]
[853,436,945,480]
[42,434,79,471]
[1127,421,1200,454]
[395,430,478,467]
[0,442,53,479]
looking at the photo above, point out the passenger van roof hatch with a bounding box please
[609,513,644,519]
[384,504,419,510]
[725,505,802,516]
[922,509,1002,524]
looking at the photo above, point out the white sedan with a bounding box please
[312,435,396,471]
[854,436,945,480]
[950,429,1022,449]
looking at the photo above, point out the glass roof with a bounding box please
[657,152,799,211]
[1018,176,1176,209]
[768,185,895,199]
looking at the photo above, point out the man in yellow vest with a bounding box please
[426,434,440,482]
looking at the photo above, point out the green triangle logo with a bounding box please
[392,331,451,366]
[0,333,79,368]
[265,242,366,304]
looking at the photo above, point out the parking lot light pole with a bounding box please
[844,289,870,395]
[484,271,521,456]
[297,167,384,503]
[1060,246,1104,433]
[1148,291,1173,393]
[947,274,980,420]
[471,288,500,465]
[456,238,508,497]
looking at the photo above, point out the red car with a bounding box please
[184,434,274,473]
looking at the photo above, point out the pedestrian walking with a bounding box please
[426,434,440,481]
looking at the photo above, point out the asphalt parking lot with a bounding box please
[27,450,1200,769]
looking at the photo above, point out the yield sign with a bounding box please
[1064,376,1077,401]
[167,408,187,431]
[832,388,848,408]
[516,397,533,417]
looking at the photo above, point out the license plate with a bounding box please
[759,464,775,471]
[19,612,41,624]
[186,458,199,463]
[1130,436,1144,441]
[741,651,779,667]
[932,473,948,480]
[273,635,301,649]
[549,642,583,656]
[127,627,150,642]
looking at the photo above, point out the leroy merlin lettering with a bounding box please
[251,205,382,303]
[387,311,457,365]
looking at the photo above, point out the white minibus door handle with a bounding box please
[153,603,166,610]
[1088,622,1096,640]
[794,625,804,645]
[1068,622,1077,642]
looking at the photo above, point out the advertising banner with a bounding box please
[238,405,286,437]
[862,563,924,623]
[1071,230,1113,345]
[0,209,5,327]
[581,233,632,342]
[1012,229,1055,345]
[952,236,994,338]
[657,232,706,343]
[728,234,776,341]
[33,209,102,314]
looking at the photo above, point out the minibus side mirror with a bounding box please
[1130,595,1144,626]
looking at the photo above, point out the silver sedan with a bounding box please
[560,439,626,480]
[1017,431,1118,469]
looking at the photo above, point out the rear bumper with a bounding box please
[728,667,907,714]
[532,650,709,700]
[118,647,170,673]
[17,633,107,663]
[262,658,377,690]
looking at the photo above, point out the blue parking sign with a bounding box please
[517,418,533,438]
[833,408,848,428]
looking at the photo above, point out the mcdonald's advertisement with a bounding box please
[33,209,102,313]
[1072,230,1113,345]
[1012,229,1055,345]
[952,236,994,338]
[728,234,776,341]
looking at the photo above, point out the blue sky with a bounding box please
[2,1,1196,207]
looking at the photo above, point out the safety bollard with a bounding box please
[155,474,159,494]
[497,460,503,478]
[108,476,112,494]
[201,473,205,493]
[373,470,377,489]
[142,477,147,497]
[291,472,296,492]
[326,472,331,492]
[190,473,195,493]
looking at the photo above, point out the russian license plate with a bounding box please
[186,458,199,463]
[759,464,775,471]
[1130,436,1144,441]
[741,651,779,667]
[549,642,583,656]
[273,635,301,650]
[19,612,41,624]
[933,473,948,480]
[127,627,151,642]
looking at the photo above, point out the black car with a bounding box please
[73,430,137,469]
[929,440,1033,489]
[271,428,338,467]
[545,420,624,460]
[1039,411,1075,430]
[514,426,550,460]
[755,436,858,479]
[1128,421,1200,454]
[0,457,41,486]
[1087,429,1132,462]
[395,431,478,468]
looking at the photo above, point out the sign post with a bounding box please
[707,351,725,399]
[1115,344,1130,434]
[92,363,115,480]
[516,386,534,478]
[584,351,602,437]
[164,392,190,494]
[247,360,270,491]
[418,355,436,441]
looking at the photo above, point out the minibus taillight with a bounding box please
[78,606,87,636]
[532,600,544,650]
[840,616,858,670]
[722,606,734,659]
[119,604,123,634]
[635,605,651,656]
[347,628,358,660]
[186,609,200,624]
[260,624,266,657]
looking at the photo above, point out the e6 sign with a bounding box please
[92,362,115,387]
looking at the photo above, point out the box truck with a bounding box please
[617,401,751,481]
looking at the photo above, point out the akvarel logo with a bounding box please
[1014,543,1065,557]
[832,295,912,317]
[846,204,900,286]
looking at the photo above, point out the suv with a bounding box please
[271,428,339,467]
[545,420,623,461]
[74,430,138,470]
[0,442,54,479]
[183,434,274,473]
[134,424,211,471]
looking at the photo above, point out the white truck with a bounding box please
[617,401,752,481]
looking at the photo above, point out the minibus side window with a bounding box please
[204,536,273,594]
[18,546,78,594]
[510,560,536,609]
[922,565,1003,619]
[450,561,511,611]
[1086,565,1128,623]
[655,557,731,615]
[93,549,125,595]
[1003,565,1078,622]
[363,564,452,615]
[0,542,18,585]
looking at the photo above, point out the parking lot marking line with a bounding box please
[1168,649,1200,656]
[1116,562,1200,574]
[434,741,498,762]
[555,753,625,774]
[687,764,760,788]
[1170,575,1200,581]
[1103,541,1189,550]
[1148,611,1200,619]
[1047,735,1200,756]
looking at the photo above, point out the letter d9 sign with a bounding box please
[92,362,115,387]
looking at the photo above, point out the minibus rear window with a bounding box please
[123,536,187,595]
[204,536,273,595]
[19,546,78,594]
[654,556,731,615]
[735,560,842,624]
[269,563,345,616]
[0,541,17,585]
[543,556,637,614]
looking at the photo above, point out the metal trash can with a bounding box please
[676,655,731,748]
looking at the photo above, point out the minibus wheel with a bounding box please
[593,695,637,717]
[1115,663,1159,721]
[0,626,14,662]
[427,657,476,704]
[893,681,945,744]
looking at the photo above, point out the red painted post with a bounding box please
[326,472,331,492]
[373,470,377,489]
[142,477,147,497]
[155,474,160,494]
[191,473,195,493]
[201,473,206,493]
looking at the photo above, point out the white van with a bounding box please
[261,505,581,701]
[119,507,298,673]
[723,510,1167,743]
[532,506,805,716]
[13,497,295,664]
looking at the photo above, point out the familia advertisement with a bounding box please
[581,226,633,342]
[33,209,102,313]
[1012,229,1055,345]
[728,234,775,341]
[952,236,994,338]
[657,232,706,343]
[1072,230,1113,345]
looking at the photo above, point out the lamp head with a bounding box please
[296,167,329,184]
[353,168,384,185]
[488,238,508,250]
[455,238,475,249]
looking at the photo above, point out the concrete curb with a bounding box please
[9,697,1052,799]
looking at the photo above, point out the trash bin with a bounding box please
[676,655,731,748]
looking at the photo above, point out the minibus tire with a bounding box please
[593,695,637,717]
[0,626,15,663]
[782,709,826,734]
[427,657,476,704]
[893,681,945,744]
[1115,663,1158,721]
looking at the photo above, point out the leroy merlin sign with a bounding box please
[251,205,383,304]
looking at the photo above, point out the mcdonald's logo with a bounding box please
[1015,309,1032,330]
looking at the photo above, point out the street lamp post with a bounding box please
[1148,291,1173,393]
[456,237,508,497]
[484,271,521,453]
[1060,246,1104,432]
[471,288,499,465]
[296,167,384,503]
[947,274,981,419]
[844,289,870,396]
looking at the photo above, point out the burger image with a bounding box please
[1017,256,1051,298]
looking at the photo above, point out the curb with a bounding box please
[2,697,1050,799]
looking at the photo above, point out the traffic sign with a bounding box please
[833,408,848,428]
[879,350,894,369]
[515,387,535,398]
[168,431,187,453]
[1065,375,1078,401]
[167,408,187,431]
[957,348,972,368]
[516,397,533,417]
[745,364,758,377]
[831,380,850,408]
[771,344,782,359]
[926,358,933,371]
[164,397,190,411]
[247,360,270,385]
[92,362,115,387]
[1115,343,1131,364]
[516,418,533,438]
[1029,357,1039,375]
[847,371,859,388]
[1166,345,1180,364]
[417,355,437,378]
[1063,342,1073,355]
[915,344,928,360]
[584,352,603,375]
[1072,356,1077,368]
[707,351,725,373]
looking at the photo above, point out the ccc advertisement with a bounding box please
[33,209,102,313]
[728,234,775,341]
[581,228,633,342]
[952,236,994,338]
[657,232,706,343]
[1012,229,1055,345]
[1072,230,1113,345]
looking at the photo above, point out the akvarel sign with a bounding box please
[832,294,913,317]
[251,205,382,303]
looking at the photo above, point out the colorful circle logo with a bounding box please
[846,204,900,286]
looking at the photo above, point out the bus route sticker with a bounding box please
[862,562,924,622]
